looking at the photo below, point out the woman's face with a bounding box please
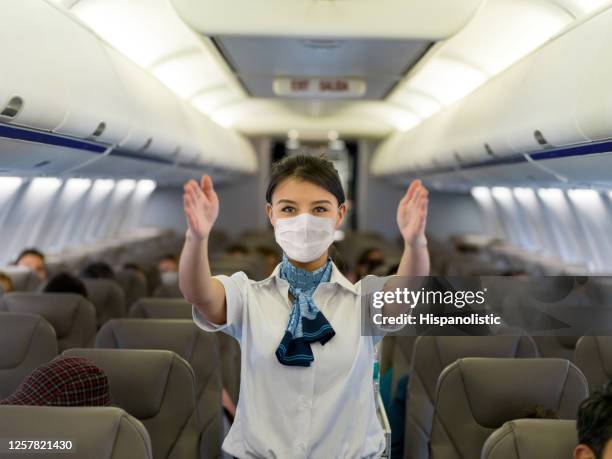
[266,178,346,228]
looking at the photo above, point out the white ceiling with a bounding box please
[49,0,612,140]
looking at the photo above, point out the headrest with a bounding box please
[0,405,152,459]
[129,298,192,319]
[575,335,612,392]
[0,313,56,368]
[62,349,193,419]
[0,293,94,338]
[0,266,41,292]
[441,358,588,428]
[482,419,577,459]
[96,320,200,358]
[1,356,110,407]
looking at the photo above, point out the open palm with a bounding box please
[396,179,429,246]
[183,175,219,241]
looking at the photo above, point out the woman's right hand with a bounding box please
[183,175,219,241]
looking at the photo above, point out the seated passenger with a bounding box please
[355,247,386,279]
[0,272,13,294]
[80,261,115,280]
[158,254,179,285]
[43,272,88,299]
[225,244,249,257]
[15,248,47,281]
[575,382,612,459]
[0,356,110,407]
[123,262,148,282]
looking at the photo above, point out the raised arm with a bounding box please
[396,179,430,277]
[179,175,227,325]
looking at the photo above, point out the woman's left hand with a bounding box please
[396,179,429,247]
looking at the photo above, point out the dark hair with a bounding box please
[519,405,559,419]
[265,155,345,206]
[80,262,115,280]
[15,248,45,264]
[577,381,612,457]
[44,272,88,299]
[226,244,249,255]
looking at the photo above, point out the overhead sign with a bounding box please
[273,77,366,99]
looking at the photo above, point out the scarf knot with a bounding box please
[275,255,335,367]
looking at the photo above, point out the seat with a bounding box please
[0,293,96,352]
[82,279,126,327]
[128,299,241,404]
[63,348,200,459]
[0,266,41,292]
[574,335,612,393]
[153,283,183,298]
[129,298,192,319]
[95,319,223,459]
[481,419,577,459]
[114,269,148,311]
[0,312,57,399]
[405,335,537,459]
[533,336,579,361]
[429,358,588,459]
[0,405,152,459]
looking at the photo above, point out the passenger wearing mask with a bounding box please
[44,272,88,299]
[158,254,179,286]
[575,382,612,459]
[0,272,13,294]
[180,154,430,458]
[15,248,47,281]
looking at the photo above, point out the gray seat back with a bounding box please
[381,335,417,400]
[95,319,223,459]
[114,270,148,311]
[574,335,612,393]
[405,335,537,459]
[82,279,126,327]
[0,266,41,292]
[0,293,96,351]
[429,358,588,459]
[63,348,199,459]
[481,419,577,459]
[128,299,241,404]
[0,312,57,399]
[129,298,192,319]
[0,405,152,459]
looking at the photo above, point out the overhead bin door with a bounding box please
[503,13,604,153]
[40,1,131,145]
[0,0,68,131]
[105,46,184,158]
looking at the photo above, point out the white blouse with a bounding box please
[192,262,388,459]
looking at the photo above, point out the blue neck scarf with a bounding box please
[276,254,335,367]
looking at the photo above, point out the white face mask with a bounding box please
[274,213,336,263]
[160,271,179,285]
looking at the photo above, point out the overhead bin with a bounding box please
[0,0,69,131]
[372,4,612,186]
[104,46,184,158]
[41,2,131,145]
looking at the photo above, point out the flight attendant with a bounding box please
[179,155,429,459]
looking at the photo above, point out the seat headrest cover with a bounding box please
[0,405,152,459]
[1,293,92,338]
[0,313,56,368]
[62,349,184,419]
[0,356,110,407]
[444,358,588,428]
[482,419,577,459]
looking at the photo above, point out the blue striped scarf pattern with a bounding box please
[275,255,335,367]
